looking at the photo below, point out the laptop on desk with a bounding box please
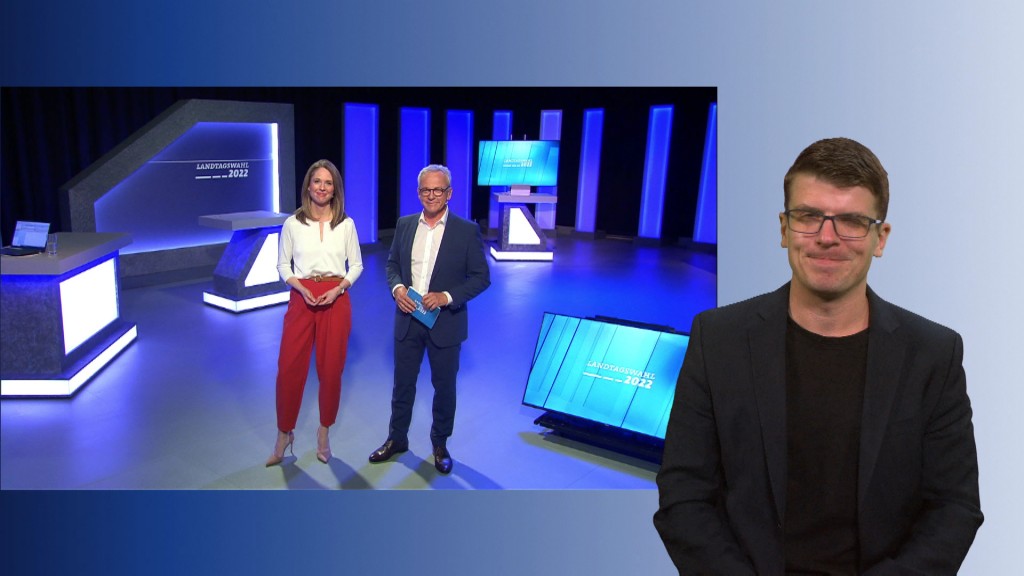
[1,221,50,256]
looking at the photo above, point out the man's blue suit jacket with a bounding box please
[386,212,490,348]
[655,283,982,575]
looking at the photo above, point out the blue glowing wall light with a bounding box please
[399,108,431,218]
[95,122,279,254]
[488,111,513,230]
[491,112,512,153]
[540,110,562,142]
[445,110,473,220]
[536,110,562,230]
[523,313,689,439]
[693,102,718,245]
[344,103,379,244]
[638,105,674,240]
[575,108,605,234]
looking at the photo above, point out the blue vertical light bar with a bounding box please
[400,108,431,218]
[537,110,562,229]
[693,102,718,245]
[489,111,513,231]
[445,110,473,220]
[576,109,604,234]
[270,123,280,214]
[344,103,379,244]
[639,105,674,240]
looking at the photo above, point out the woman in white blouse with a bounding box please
[266,159,363,466]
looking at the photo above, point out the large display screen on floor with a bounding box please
[522,312,688,440]
[477,140,559,186]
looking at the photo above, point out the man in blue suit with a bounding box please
[655,138,982,574]
[369,164,491,474]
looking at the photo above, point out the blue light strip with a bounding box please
[489,111,513,231]
[540,110,562,142]
[399,108,431,218]
[202,290,290,312]
[271,123,280,213]
[344,103,380,243]
[445,110,473,220]
[492,111,513,141]
[576,108,604,234]
[537,110,562,229]
[639,105,674,240]
[693,102,718,245]
[0,252,119,284]
[0,326,138,397]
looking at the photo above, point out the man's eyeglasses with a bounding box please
[418,186,451,197]
[784,209,883,239]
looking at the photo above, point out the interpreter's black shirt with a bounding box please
[784,317,868,575]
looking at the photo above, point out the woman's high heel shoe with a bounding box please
[265,430,294,467]
[316,425,332,463]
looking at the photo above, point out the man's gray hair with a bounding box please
[418,164,452,187]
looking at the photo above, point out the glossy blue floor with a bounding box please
[0,236,715,489]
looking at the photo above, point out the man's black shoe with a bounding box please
[433,445,453,474]
[368,440,408,463]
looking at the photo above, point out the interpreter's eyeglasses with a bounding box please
[418,186,451,197]
[784,209,883,239]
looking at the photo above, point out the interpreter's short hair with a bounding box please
[784,137,889,221]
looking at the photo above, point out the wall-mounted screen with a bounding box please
[522,312,688,440]
[477,140,560,186]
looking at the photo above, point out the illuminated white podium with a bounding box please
[491,192,556,261]
[198,210,291,312]
[1,233,137,397]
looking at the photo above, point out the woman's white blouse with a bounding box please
[277,214,363,285]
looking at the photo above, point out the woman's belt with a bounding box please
[307,274,344,283]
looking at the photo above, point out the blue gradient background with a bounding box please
[3,1,1021,574]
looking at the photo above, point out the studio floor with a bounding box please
[0,236,716,490]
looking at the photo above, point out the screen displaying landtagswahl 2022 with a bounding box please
[477,140,560,186]
[522,312,689,439]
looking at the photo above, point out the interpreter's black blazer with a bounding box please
[386,211,490,348]
[654,284,982,575]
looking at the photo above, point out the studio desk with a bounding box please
[1,233,136,397]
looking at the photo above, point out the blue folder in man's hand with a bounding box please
[407,287,440,329]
